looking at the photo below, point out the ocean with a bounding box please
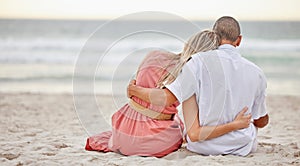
[0,19,300,96]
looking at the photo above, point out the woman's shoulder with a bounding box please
[141,50,178,65]
[146,50,176,59]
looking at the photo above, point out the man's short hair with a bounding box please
[213,16,241,42]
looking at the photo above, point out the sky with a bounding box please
[0,0,299,21]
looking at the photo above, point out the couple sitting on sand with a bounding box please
[85,16,269,157]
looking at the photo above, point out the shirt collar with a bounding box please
[217,44,241,58]
[218,44,236,50]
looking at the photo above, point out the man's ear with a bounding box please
[235,35,242,46]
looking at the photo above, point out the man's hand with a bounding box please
[127,79,136,98]
[253,114,269,128]
[232,107,252,130]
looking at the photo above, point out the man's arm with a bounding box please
[252,74,269,128]
[253,114,269,128]
[183,94,251,142]
[127,80,177,106]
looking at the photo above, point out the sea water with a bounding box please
[0,19,300,96]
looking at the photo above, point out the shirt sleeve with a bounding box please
[165,57,200,103]
[252,74,268,120]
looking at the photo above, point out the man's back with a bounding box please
[168,44,267,156]
[214,44,267,124]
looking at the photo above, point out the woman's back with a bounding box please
[85,50,183,157]
[109,50,183,157]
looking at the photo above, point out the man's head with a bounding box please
[213,16,241,46]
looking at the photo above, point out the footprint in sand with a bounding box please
[294,151,300,157]
[53,143,70,149]
[23,132,37,137]
[259,142,277,147]
[0,153,20,160]
[42,152,56,156]
[258,136,272,139]
[289,142,298,149]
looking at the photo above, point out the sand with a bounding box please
[0,93,299,166]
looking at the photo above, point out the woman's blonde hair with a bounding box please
[157,30,220,88]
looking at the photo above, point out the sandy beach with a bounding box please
[0,93,299,165]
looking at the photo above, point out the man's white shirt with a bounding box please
[166,44,267,156]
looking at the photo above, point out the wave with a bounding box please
[0,37,299,64]
[241,39,300,51]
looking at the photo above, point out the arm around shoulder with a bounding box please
[127,81,177,106]
[183,95,252,142]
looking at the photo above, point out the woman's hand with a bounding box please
[127,79,136,98]
[232,107,252,130]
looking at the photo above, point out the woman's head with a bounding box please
[157,30,220,88]
[181,30,220,62]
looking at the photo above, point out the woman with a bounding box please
[85,30,251,157]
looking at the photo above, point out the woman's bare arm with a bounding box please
[127,79,177,106]
[183,94,251,142]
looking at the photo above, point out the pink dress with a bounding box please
[85,50,184,157]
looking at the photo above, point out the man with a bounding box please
[128,16,269,156]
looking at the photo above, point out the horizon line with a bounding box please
[1,17,300,22]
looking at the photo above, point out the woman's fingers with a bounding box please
[127,79,136,98]
[240,106,248,114]
[234,106,253,129]
[236,106,248,118]
[246,113,252,119]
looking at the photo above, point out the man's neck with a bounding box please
[220,40,237,47]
